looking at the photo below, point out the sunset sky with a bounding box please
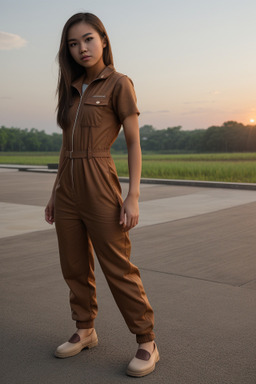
[1,0,256,134]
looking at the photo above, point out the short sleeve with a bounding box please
[112,75,140,124]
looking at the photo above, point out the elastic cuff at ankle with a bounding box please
[76,320,94,329]
[136,331,155,344]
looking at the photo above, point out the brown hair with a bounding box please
[56,13,114,128]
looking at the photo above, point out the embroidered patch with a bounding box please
[135,349,151,361]
[68,333,81,343]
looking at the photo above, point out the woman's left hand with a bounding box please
[119,194,139,231]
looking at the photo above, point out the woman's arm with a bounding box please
[119,114,141,231]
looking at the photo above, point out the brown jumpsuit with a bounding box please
[54,65,155,343]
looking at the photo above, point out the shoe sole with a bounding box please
[54,338,98,358]
[126,349,160,377]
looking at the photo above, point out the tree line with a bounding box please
[0,127,62,151]
[114,121,256,152]
[0,121,256,152]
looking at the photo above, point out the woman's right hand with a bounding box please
[45,195,55,225]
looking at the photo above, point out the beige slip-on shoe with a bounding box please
[54,329,98,358]
[126,342,160,377]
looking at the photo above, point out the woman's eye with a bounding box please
[86,37,93,42]
[69,42,77,47]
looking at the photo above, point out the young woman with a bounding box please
[45,12,159,377]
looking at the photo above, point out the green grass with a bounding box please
[1,152,256,183]
[113,157,256,183]
[141,152,256,161]
[142,161,256,183]
[0,152,60,165]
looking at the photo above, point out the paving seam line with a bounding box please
[138,267,242,288]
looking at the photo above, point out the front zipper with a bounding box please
[70,73,106,188]
[70,93,83,188]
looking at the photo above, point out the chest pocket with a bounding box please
[81,96,109,127]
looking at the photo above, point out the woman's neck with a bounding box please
[84,63,106,84]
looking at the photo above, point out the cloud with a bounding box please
[0,31,27,50]
[209,90,221,95]
[184,100,216,105]
[182,107,225,116]
[142,110,170,114]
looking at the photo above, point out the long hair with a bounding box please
[56,13,114,128]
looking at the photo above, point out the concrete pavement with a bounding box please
[0,169,256,383]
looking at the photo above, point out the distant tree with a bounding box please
[0,126,8,151]
[140,125,155,138]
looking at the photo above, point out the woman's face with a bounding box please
[67,22,106,72]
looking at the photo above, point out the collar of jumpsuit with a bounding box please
[71,64,115,95]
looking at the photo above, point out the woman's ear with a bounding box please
[102,36,107,48]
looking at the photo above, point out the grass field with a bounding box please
[0,152,256,183]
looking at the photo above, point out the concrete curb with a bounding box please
[0,164,47,170]
[1,164,256,191]
[119,177,256,190]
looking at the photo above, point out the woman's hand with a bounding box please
[119,194,139,231]
[45,195,55,225]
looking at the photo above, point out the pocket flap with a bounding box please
[84,97,109,106]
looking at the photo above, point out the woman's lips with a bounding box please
[81,55,91,61]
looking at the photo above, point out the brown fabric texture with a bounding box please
[54,65,155,343]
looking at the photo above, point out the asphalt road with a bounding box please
[1,169,256,384]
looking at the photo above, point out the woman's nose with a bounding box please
[80,44,87,53]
